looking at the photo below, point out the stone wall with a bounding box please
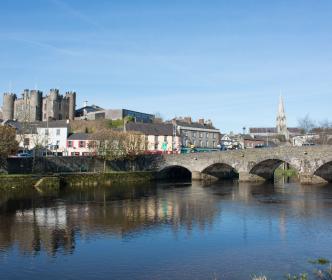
[6,155,163,175]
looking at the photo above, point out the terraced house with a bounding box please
[170,117,221,151]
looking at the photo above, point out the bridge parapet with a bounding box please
[160,146,332,184]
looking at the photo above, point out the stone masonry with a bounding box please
[160,145,332,184]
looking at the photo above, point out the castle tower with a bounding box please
[276,95,289,140]
[2,93,16,120]
[30,90,43,121]
[65,91,76,120]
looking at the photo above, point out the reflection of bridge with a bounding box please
[159,146,332,184]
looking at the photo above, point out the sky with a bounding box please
[0,0,331,132]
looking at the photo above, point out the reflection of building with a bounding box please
[2,89,76,122]
[0,182,221,255]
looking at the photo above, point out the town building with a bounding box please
[170,117,220,150]
[125,122,181,153]
[220,134,242,150]
[242,135,265,149]
[292,134,319,146]
[67,133,95,156]
[75,103,155,123]
[75,103,104,120]
[107,109,154,123]
[3,120,69,155]
[2,89,76,122]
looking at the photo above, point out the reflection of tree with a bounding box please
[0,182,222,255]
[1,181,331,257]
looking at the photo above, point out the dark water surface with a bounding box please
[1,179,332,280]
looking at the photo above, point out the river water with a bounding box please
[1,179,332,280]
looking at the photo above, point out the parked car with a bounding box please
[16,152,32,158]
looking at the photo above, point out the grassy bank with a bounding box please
[0,171,156,190]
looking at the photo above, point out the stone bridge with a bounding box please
[158,146,332,184]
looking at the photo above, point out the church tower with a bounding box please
[276,95,289,140]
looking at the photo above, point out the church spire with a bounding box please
[276,95,289,140]
[278,95,286,118]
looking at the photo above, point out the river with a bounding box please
[1,178,332,279]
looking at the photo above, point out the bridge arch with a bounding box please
[314,159,332,183]
[249,157,300,181]
[157,165,192,181]
[201,162,239,180]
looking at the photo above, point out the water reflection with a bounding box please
[1,180,332,279]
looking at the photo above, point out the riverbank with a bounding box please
[0,171,157,191]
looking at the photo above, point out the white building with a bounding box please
[4,120,69,155]
[126,122,181,153]
[292,134,319,146]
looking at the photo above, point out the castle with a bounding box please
[2,89,76,122]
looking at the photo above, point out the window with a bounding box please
[23,138,30,147]
[192,131,196,138]
[89,141,97,149]
[199,132,203,138]
[206,141,209,147]
[164,136,167,142]
[45,129,49,136]
[71,152,80,156]
[68,141,73,148]
[213,133,216,139]
[184,131,188,137]
[213,141,216,148]
[200,140,203,147]
[56,129,60,136]
[206,132,209,138]
[79,141,85,148]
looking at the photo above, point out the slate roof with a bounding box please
[67,133,92,140]
[29,120,69,128]
[173,120,218,130]
[126,122,175,136]
[249,127,277,133]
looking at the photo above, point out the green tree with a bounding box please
[0,126,19,169]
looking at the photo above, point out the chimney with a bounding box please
[184,117,192,124]
[206,119,212,126]
[198,118,205,125]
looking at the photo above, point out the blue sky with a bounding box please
[0,0,331,132]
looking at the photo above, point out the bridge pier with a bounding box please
[298,174,327,185]
[192,171,218,182]
[238,172,266,183]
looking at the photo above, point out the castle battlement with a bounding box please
[2,89,76,122]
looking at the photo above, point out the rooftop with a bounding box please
[126,122,175,136]
[67,133,92,140]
